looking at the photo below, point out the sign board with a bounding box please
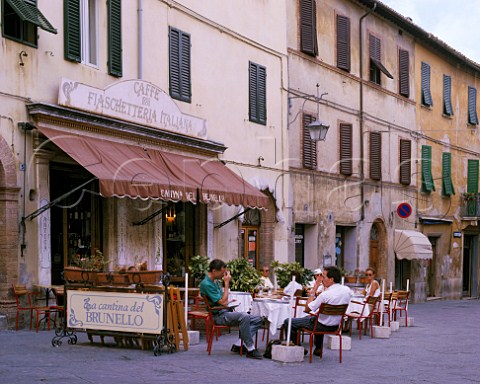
[67,290,163,333]
[58,78,207,139]
[396,202,413,219]
[453,231,462,238]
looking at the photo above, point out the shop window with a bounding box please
[169,27,191,103]
[240,209,260,268]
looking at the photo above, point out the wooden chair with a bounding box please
[12,285,52,332]
[298,303,349,363]
[345,295,379,339]
[392,290,410,326]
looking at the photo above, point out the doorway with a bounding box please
[427,237,438,297]
[462,235,478,297]
[240,209,260,268]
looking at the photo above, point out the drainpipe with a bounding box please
[359,2,377,222]
[138,0,143,79]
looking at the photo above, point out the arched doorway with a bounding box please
[369,219,387,280]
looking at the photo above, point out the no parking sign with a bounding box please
[396,202,412,219]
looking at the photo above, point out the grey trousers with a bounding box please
[213,310,263,348]
[283,316,338,348]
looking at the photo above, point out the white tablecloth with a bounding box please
[228,291,253,313]
[251,298,293,337]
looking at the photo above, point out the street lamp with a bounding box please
[305,84,329,141]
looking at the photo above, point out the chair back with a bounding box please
[293,296,308,317]
[314,303,349,330]
[394,290,409,309]
[12,285,31,307]
[365,295,379,313]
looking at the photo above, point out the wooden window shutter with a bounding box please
[339,123,352,176]
[249,62,267,125]
[108,0,122,77]
[468,86,479,125]
[442,152,455,196]
[169,27,191,103]
[467,159,479,193]
[421,145,435,192]
[64,0,81,62]
[369,34,381,60]
[369,132,381,181]
[399,139,411,185]
[398,49,409,97]
[443,75,453,116]
[421,62,433,106]
[303,114,317,169]
[336,15,350,72]
[300,0,318,56]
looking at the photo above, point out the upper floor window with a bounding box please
[421,145,435,193]
[443,75,453,116]
[249,62,267,125]
[336,15,350,72]
[369,132,381,181]
[2,0,57,47]
[299,0,318,56]
[399,139,411,185]
[369,34,393,85]
[107,0,122,77]
[302,114,317,169]
[442,152,455,197]
[398,49,409,97]
[339,123,352,176]
[468,86,479,125]
[421,62,433,107]
[169,27,191,103]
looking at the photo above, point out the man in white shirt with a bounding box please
[259,265,274,289]
[282,266,351,355]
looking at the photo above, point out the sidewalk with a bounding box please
[0,299,479,384]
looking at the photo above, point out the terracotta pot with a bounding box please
[63,267,97,283]
[345,276,357,284]
[128,270,163,284]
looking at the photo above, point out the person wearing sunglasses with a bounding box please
[260,265,274,289]
[363,267,380,297]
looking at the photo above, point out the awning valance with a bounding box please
[394,230,433,260]
[38,127,268,208]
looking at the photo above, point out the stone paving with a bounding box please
[0,299,479,384]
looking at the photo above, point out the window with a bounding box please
[169,27,191,103]
[64,0,99,66]
[421,62,433,106]
[369,34,393,85]
[339,123,352,176]
[468,86,479,125]
[108,0,122,77]
[467,159,479,194]
[421,145,435,193]
[249,62,267,125]
[443,75,453,116]
[398,49,409,97]
[336,15,350,72]
[303,114,317,169]
[369,132,381,181]
[2,0,57,46]
[299,0,318,56]
[442,152,454,196]
[399,139,411,185]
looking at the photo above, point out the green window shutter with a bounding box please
[442,152,454,196]
[336,15,350,72]
[64,0,81,63]
[421,62,433,106]
[249,62,267,125]
[421,145,435,192]
[300,0,318,56]
[303,114,317,169]
[467,159,479,193]
[399,49,409,97]
[169,27,191,103]
[108,0,122,77]
[6,0,57,34]
[443,75,453,116]
[468,86,479,125]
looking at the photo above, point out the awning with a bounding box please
[6,0,57,34]
[394,230,433,260]
[38,127,269,208]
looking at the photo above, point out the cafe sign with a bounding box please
[58,78,207,139]
[67,290,164,334]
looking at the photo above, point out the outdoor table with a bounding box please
[251,297,293,338]
[228,291,253,313]
[33,284,64,307]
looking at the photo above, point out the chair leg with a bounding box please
[309,335,314,364]
[339,335,342,363]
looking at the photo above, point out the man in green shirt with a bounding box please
[200,259,263,359]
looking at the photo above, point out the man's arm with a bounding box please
[217,270,231,306]
[305,274,324,313]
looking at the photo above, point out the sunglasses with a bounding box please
[366,273,373,276]
[263,269,269,272]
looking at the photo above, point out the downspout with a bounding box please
[138,0,143,79]
[359,2,377,222]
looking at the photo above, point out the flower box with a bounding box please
[128,270,163,285]
[64,267,97,284]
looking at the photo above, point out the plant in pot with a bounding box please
[226,258,261,293]
[271,261,313,288]
[188,255,210,287]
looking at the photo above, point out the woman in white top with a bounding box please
[364,267,380,297]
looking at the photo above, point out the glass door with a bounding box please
[240,227,259,268]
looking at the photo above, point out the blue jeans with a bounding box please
[213,310,263,349]
[283,316,338,348]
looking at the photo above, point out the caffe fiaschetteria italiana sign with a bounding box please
[58,78,207,139]
[67,290,164,333]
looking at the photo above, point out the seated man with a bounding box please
[282,266,351,355]
[200,259,263,359]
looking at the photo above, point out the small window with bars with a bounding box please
[339,123,352,176]
[399,139,411,185]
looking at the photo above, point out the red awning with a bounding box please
[38,127,268,208]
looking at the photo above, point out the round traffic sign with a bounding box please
[397,202,412,218]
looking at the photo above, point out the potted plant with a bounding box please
[226,258,261,293]
[344,270,357,284]
[64,249,108,283]
[271,261,312,288]
[188,255,210,287]
[462,192,477,202]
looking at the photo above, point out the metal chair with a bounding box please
[12,285,52,332]
[345,295,379,339]
[392,290,410,326]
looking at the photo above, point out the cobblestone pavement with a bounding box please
[0,299,479,384]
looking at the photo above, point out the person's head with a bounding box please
[127,265,137,272]
[290,270,301,283]
[313,268,323,281]
[323,266,342,288]
[208,259,227,279]
[261,265,270,277]
[365,267,376,282]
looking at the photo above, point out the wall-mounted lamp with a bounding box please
[165,207,176,225]
[306,84,329,141]
[19,50,28,66]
